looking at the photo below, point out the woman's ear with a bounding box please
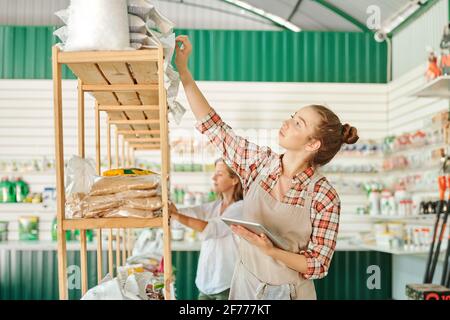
[305,139,321,152]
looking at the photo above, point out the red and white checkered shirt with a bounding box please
[196,109,341,280]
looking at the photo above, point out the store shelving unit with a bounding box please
[412,75,450,98]
[52,45,172,299]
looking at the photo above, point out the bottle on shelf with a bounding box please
[14,177,30,203]
[0,177,16,203]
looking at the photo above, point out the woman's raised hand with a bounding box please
[175,35,192,74]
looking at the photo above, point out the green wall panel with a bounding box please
[0,249,391,300]
[0,26,387,83]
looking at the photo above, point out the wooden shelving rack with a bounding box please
[52,45,172,299]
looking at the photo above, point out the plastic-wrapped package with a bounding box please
[65,192,85,218]
[53,26,68,43]
[89,175,159,196]
[124,197,162,210]
[64,0,130,51]
[130,229,164,259]
[114,189,158,199]
[65,156,97,196]
[147,6,174,35]
[102,168,156,176]
[81,277,124,300]
[168,99,187,125]
[55,9,69,24]
[128,0,154,20]
[128,14,146,33]
[130,32,152,45]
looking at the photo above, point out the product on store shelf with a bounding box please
[65,157,162,219]
[0,221,8,241]
[51,217,72,241]
[102,168,156,177]
[18,216,39,241]
[14,178,29,203]
[380,190,395,216]
[89,175,160,196]
[54,0,130,52]
[42,187,56,208]
[0,177,16,203]
[425,47,442,81]
[73,229,94,242]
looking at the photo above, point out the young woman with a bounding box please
[174,35,359,300]
[169,159,243,300]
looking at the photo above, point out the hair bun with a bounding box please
[342,124,359,144]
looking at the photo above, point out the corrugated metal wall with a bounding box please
[392,0,448,80]
[0,26,387,83]
[0,250,392,300]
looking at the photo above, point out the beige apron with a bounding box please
[229,169,323,300]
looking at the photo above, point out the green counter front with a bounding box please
[0,242,392,300]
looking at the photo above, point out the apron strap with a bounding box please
[303,171,324,213]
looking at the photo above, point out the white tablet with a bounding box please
[221,217,290,251]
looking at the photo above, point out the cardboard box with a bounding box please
[406,283,450,300]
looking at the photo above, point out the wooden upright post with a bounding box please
[53,46,68,300]
[158,45,172,299]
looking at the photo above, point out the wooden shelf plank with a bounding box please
[99,105,160,112]
[82,84,158,92]
[58,49,159,64]
[62,217,163,230]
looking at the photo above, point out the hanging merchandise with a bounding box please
[425,47,442,81]
[440,23,450,75]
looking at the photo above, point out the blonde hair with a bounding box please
[214,158,243,202]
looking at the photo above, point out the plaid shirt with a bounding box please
[196,109,341,280]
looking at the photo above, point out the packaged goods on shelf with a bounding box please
[18,216,39,241]
[89,175,160,196]
[339,140,383,157]
[65,157,162,218]
[102,168,156,177]
[0,221,8,241]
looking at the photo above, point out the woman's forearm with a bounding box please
[179,70,213,120]
[267,247,308,274]
[173,212,208,232]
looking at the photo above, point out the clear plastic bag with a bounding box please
[128,14,146,33]
[128,0,154,20]
[65,156,97,218]
[65,156,97,196]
